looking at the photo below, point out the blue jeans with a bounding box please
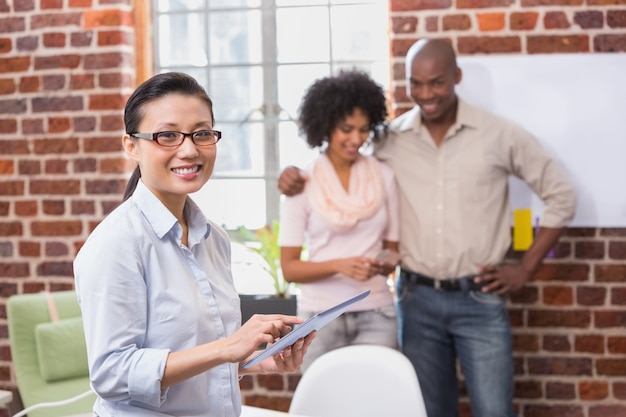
[396,279,517,417]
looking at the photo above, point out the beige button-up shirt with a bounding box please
[376,99,576,280]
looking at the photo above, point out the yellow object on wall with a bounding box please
[513,209,533,251]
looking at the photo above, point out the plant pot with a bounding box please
[239,294,297,324]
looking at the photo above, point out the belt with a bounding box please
[400,269,483,292]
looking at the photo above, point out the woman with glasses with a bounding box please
[279,69,400,372]
[74,72,314,416]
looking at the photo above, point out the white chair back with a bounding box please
[289,344,427,417]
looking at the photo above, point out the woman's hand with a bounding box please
[332,256,379,281]
[242,331,316,375]
[222,314,304,363]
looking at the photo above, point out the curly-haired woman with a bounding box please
[279,69,400,371]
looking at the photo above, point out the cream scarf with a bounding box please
[306,153,384,232]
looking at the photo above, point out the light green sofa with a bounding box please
[7,291,94,417]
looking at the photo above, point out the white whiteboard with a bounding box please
[456,53,626,227]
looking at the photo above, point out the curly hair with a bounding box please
[298,69,388,148]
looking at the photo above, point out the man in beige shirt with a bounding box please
[279,39,576,417]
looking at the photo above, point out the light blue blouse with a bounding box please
[74,180,242,416]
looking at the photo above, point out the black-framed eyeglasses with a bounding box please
[130,130,222,147]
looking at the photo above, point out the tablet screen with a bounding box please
[240,289,370,369]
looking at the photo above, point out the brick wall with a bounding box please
[0,0,134,414]
[1,0,625,416]
[387,1,626,417]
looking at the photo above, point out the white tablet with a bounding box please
[240,289,371,369]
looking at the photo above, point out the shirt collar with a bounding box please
[398,97,480,133]
[132,180,211,244]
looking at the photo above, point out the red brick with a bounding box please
[0,119,17,133]
[0,38,11,53]
[84,9,132,28]
[19,76,39,92]
[70,31,94,47]
[84,52,131,70]
[43,74,66,90]
[0,262,29,277]
[18,160,40,175]
[86,179,126,194]
[0,140,29,154]
[69,0,91,6]
[611,288,626,305]
[544,11,570,29]
[98,30,133,46]
[0,17,26,33]
[32,96,83,112]
[426,15,439,31]
[522,0,582,4]
[33,54,81,70]
[391,0,452,11]
[0,160,14,174]
[546,381,575,399]
[458,36,521,53]
[600,228,626,237]
[533,263,589,282]
[42,200,64,214]
[608,336,626,354]
[99,72,133,89]
[36,261,73,276]
[30,179,80,195]
[589,405,626,417]
[19,241,40,257]
[16,35,37,51]
[609,241,626,259]
[595,264,626,282]
[89,93,126,110]
[48,117,70,133]
[22,118,44,134]
[457,0,512,7]
[41,0,62,8]
[513,333,539,352]
[70,73,95,90]
[510,12,539,30]
[443,14,471,30]
[84,136,123,152]
[392,16,418,34]
[596,359,626,376]
[595,311,626,328]
[515,380,542,399]
[100,157,131,174]
[542,285,573,305]
[578,381,609,401]
[0,79,16,94]
[34,138,79,154]
[14,200,37,216]
[528,357,592,376]
[74,116,97,132]
[575,335,605,354]
[0,221,22,236]
[42,32,66,47]
[528,310,590,328]
[577,286,606,306]
[31,220,82,236]
[74,157,97,173]
[527,35,590,53]
[594,34,626,52]
[564,228,596,237]
[574,11,604,29]
[0,202,8,216]
[0,180,24,196]
[614,382,626,399]
[101,114,124,131]
[30,12,81,29]
[543,335,571,352]
[101,200,120,215]
[71,200,95,215]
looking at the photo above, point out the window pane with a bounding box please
[158,14,207,67]
[209,10,262,65]
[330,4,388,62]
[209,66,263,123]
[276,0,326,5]
[157,0,205,12]
[213,122,264,175]
[278,120,318,169]
[277,64,329,118]
[208,0,260,8]
[191,179,267,230]
[276,7,329,63]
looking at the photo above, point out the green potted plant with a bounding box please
[234,220,297,323]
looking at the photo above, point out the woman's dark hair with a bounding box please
[122,72,214,201]
[298,69,388,148]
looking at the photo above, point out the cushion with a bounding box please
[34,317,89,382]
